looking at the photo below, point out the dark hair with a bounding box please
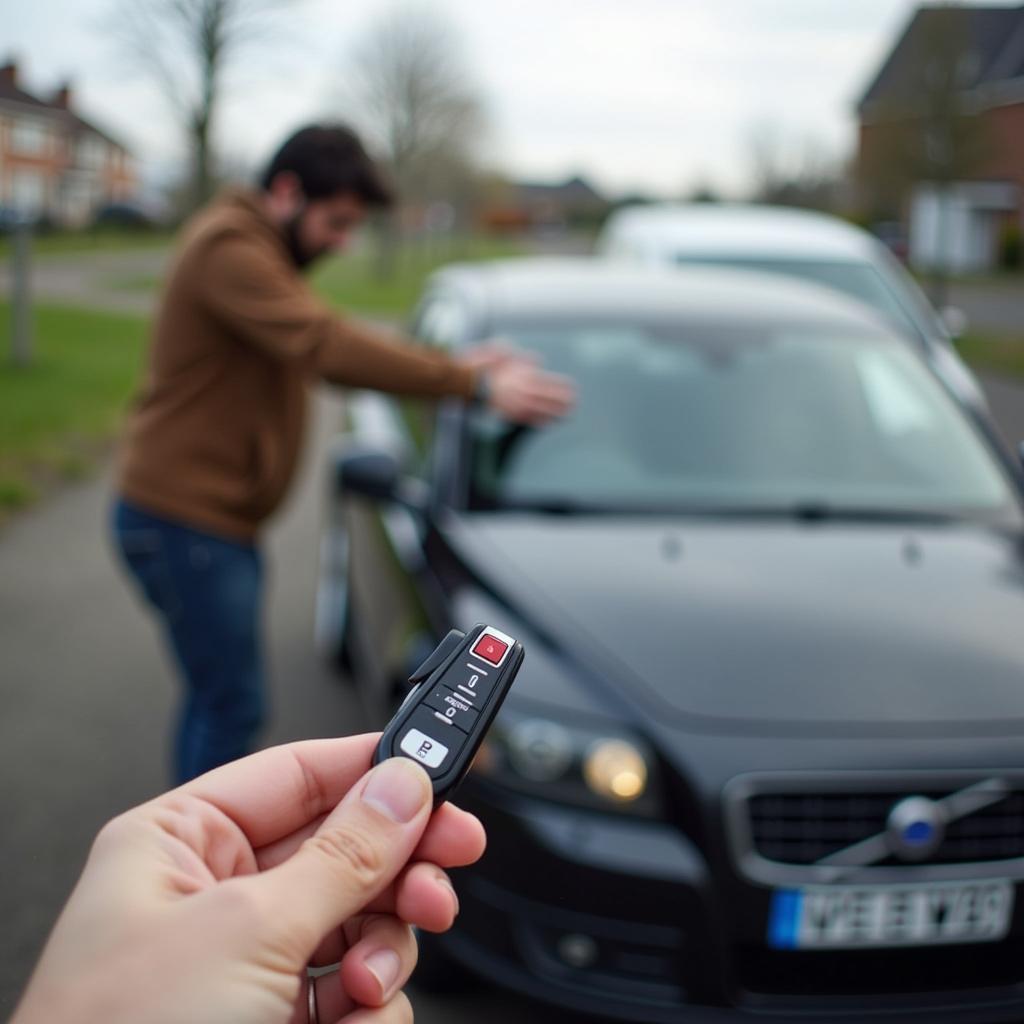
[259,124,393,207]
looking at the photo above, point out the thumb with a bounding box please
[248,757,433,955]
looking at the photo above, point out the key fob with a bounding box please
[373,624,524,805]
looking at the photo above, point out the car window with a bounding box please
[673,256,926,341]
[468,321,1018,521]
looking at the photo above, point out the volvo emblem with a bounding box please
[886,796,946,861]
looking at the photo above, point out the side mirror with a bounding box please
[336,446,427,512]
[941,306,968,340]
[338,448,401,502]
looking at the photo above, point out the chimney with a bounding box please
[53,81,72,109]
[0,60,17,88]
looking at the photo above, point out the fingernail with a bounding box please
[439,877,460,917]
[363,948,401,997]
[361,758,430,823]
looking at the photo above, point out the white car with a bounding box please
[597,203,984,409]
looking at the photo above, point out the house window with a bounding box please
[11,119,50,156]
[12,171,46,213]
[77,135,108,169]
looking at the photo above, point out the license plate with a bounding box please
[768,880,1014,950]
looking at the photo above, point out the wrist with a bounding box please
[471,371,492,407]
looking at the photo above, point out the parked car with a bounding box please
[90,202,156,230]
[0,206,41,232]
[596,203,983,409]
[322,259,1024,1022]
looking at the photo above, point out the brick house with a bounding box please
[481,176,608,232]
[857,4,1024,272]
[0,59,136,227]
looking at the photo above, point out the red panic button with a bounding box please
[471,634,508,665]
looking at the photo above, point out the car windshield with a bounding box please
[468,321,1019,522]
[672,255,925,340]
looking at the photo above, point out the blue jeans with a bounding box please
[112,499,265,784]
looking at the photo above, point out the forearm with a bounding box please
[318,316,478,399]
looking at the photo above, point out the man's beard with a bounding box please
[283,209,324,270]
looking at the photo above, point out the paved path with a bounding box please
[947,280,1024,336]
[0,247,166,315]
[979,371,1024,450]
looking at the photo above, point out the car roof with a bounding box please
[597,203,881,261]
[425,258,900,336]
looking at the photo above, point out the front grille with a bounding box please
[749,789,1024,866]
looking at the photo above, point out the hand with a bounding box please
[456,340,575,425]
[486,359,575,425]
[456,338,528,373]
[12,736,486,1024]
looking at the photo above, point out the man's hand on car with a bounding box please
[457,342,575,426]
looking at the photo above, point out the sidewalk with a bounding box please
[0,247,166,315]
[978,371,1024,450]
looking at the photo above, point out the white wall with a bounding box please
[909,182,1019,274]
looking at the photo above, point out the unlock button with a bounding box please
[424,684,480,733]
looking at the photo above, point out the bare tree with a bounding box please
[746,122,846,211]
[342,6,486,272]
[110,0,283,212]
[746,121,791,204]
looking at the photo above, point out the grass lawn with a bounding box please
[956,333,1024,380]
[311,234,526,317]
[0,229,173,260]
[0,303,146,511]
[101,273,162,293]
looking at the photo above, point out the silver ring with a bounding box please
[307,975,319,1024]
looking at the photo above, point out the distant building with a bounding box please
[481,175,608,232]
[857,4,1024,273]
[0,59,136,227]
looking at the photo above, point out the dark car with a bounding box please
[319,260,1024,1022]
[91,202,156,230]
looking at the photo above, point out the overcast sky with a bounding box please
[5,0,1022,198]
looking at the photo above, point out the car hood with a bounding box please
[443,515,1024,732]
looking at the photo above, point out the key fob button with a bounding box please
[471,634,508,665]
[444,659,497,704]
[393,706,465,776]
[399,728,450,768]
[423,685,480,734]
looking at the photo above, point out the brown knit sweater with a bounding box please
[118,189,476,541]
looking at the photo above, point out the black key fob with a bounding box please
[373,624,524,805]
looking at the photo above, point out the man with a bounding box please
[112,124,573,783]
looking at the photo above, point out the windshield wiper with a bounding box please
[782,502,968,524]
[489,497,618,515]
[479,497,985,523]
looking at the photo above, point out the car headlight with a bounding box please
[583,739,648,803]
[472,706,660,816]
